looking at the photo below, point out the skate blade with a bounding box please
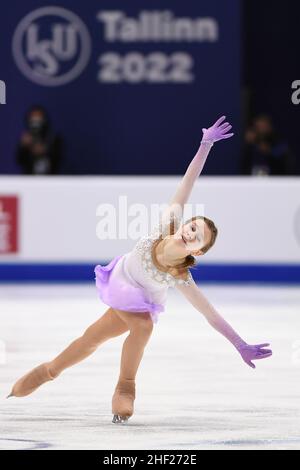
[112,414,129,424]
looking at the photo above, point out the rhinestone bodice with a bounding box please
[133,215,193,288]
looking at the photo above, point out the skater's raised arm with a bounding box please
[176,278,272,369]
[166,116,234,217]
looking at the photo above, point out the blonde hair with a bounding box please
[152,215,218,272]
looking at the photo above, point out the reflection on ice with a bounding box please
[1,284,300,450]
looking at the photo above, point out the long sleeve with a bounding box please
[166,116,234,214]
[176,278,246,350]
[169,141,214,210]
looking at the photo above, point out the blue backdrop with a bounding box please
[244,1,300,173]
[0,0,241,175]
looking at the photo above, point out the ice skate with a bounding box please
[112,378,136,424]
[8,362,58,398]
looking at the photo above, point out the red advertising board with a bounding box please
[0,196,19,254]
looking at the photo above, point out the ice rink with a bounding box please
[1,283,300,450]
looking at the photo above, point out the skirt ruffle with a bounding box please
[94,254,165,324]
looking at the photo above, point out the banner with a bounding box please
[0,176,298,265]
[0,0,241,175]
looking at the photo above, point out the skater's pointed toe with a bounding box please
[10,362,59,397]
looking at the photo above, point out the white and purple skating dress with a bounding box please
[94,215,193,324]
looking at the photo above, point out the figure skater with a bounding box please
[8,116,272,423]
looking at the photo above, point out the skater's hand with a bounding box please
[237,343,272,369]
[201,116,234,144]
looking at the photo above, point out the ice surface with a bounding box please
[0,283,300,450]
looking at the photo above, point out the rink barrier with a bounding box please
[0,176,299,265]
[0,263,299,283]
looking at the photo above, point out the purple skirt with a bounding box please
[94,254,165,324]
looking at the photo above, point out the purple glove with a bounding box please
[202,116,234,144]
[237,343,272,369]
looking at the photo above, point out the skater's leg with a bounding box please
[9,308,128,397]
[49,307,128,376]
[114,310,153,380]
[111,310,153,421]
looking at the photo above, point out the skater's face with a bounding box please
[175,218,211,256]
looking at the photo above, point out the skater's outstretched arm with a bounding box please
[164,116,234,220]
[176,278,272,369]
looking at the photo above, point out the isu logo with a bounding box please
[12,6,91,86]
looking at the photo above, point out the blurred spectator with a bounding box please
[242,114,296,175]
[16,106,63,175]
